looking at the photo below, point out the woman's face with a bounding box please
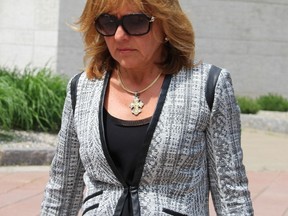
[102,4,165,71]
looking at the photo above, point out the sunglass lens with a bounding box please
[95,14,117,36]
[123,14,150,35]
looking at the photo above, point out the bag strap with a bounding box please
[70,72,83,114]
[205,65,221,111]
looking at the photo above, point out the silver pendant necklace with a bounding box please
[117,70,162,116]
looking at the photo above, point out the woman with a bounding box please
[41,0,254,215]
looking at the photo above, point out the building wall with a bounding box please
[0,0,59,71]
[181,0,288,97]
[57,0,85,76]
[0,0,287,97]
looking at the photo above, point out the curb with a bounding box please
[0,131,57,166]
[0,111,287,166]
[241,112,288,134]
[0,148,55,166]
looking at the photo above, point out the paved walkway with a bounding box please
[0,128,287,216]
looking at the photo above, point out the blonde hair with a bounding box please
[76,0,195,79]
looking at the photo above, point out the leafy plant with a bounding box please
[0,69,27,130]
[237,96,261,114]
[0,66,68,132]
[257,93,288,112]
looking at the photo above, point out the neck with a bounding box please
[117,69,162,95]
[118,66,162,86]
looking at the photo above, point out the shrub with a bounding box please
[237,96,260,114]
[257,93,288,112]
[0,66,68,132]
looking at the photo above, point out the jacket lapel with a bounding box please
[98,72,172,187]
[99,72,127,186]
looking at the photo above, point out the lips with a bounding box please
[117,48,136,53]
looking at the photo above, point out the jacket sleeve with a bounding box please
[206,69,254,215]
[41,77,85,216]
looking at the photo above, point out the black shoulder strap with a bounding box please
[205,65,221,111]
[70,72,83,114]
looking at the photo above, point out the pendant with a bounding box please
[129,93,144,116]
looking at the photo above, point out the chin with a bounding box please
[118,61,141,70]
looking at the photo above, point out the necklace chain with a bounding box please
[116,70,162,116]
[117,70,161,95]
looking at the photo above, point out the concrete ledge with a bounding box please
[0,131,57,166]
[0,149,55,166]
[0,111,287,166]
[241,111,288,134]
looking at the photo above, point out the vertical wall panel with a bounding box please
[0,0,59,71]
[180,0,288,97]
[56,0,85,76]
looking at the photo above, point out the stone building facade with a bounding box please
[0,0,287,97]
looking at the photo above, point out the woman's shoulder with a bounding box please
[177,62,234,91]
[191,62,232,79]
[176,62,212,75]
[72,71,107,87]
[68,71,107,97]
[192,62,219,74]
[176,62,213,78]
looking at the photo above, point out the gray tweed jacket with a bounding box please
[41,63,253,216]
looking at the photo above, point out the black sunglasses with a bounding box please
[94,13,155,36]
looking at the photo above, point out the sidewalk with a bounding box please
[0,128,287,216]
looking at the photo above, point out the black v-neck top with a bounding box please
[103,109,151,216]
[103,109,151,185]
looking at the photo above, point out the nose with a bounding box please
[114,25,129,40]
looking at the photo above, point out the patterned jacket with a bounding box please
[41,63,254,215]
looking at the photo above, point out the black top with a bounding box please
[103,108,151,215]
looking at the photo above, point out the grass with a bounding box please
[237,96,261,114]
[257,93,288,112]
[0,66,68,133]
[237,94,288,114]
